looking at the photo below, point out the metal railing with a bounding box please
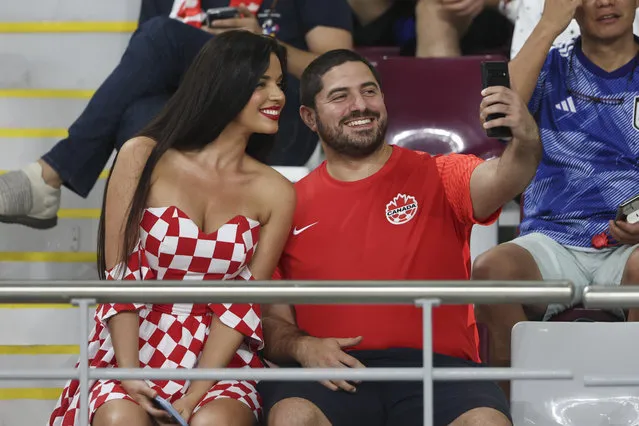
[583,285,639,309]
[0,280,576,426]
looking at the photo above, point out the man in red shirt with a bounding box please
[258,50,541,425]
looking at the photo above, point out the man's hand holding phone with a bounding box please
[203,4,261,36]
[479,62,539,144]
[608,220,639,245]
[609,195,639,245]
[479,85,539,144]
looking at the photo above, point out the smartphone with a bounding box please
[616,194,639,224]
[481,61,513,139]
[204,7,240,26]
[152,396,188,426]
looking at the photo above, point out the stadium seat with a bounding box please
[356,46,401,67]
[511,321,639,425]
[272,166,310,183]
[375,55,507,159]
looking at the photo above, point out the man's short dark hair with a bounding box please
[300,49,382,108]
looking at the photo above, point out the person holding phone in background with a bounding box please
[0,0,353,230]
[508,0,639,58]
[474,0,639,375]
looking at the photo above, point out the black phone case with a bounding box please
[205,7,239,24]
[481,61,513,139]
[616,193,639,221]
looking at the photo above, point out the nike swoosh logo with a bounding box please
[293,222,318,235]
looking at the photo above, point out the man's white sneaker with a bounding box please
[0,162,61,229]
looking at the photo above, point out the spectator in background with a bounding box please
[348,0,514,57]
[0,0,352,230]
[258,48,542,426]
[509,0,639,57]
[475,0,639,373]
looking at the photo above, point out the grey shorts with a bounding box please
[510,232,639,320]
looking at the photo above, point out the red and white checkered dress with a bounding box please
[49,206,264,425]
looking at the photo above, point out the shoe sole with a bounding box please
[0,214,58,230]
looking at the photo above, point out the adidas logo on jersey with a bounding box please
[555,96,577,113]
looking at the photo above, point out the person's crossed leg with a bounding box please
[0,17,206,229]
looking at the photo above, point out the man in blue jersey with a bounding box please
[473,0,639,368]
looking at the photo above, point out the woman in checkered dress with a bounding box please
[49,31,295,426]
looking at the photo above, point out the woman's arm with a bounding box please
[248,171,296,280]
[182,315,246,403]
[101,137,156,368]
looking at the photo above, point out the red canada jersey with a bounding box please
[275,146,500,362]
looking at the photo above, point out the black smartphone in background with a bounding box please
[480,61,513,139]
[204,7,240,26]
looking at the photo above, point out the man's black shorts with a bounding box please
[257,348,511,426]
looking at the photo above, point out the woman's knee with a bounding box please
[190,398,255,426]
[92,399,151,426]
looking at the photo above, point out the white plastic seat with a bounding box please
[272,166,310,183]
[511,321,639,425]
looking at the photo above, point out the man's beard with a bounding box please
[316,110,388,159]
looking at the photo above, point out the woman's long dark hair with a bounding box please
[97,31,287,279]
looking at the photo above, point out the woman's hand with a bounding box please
[121,380,172,422]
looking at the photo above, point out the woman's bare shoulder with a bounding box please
[246,157,295,202]
[251,157,294,185]
[114,136,157,169]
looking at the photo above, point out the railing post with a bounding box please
[71,298,95,426]
[416,298,440,426]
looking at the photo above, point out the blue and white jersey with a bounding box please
[520,37,639,248]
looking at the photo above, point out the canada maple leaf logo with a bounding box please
[385,193,418,225]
